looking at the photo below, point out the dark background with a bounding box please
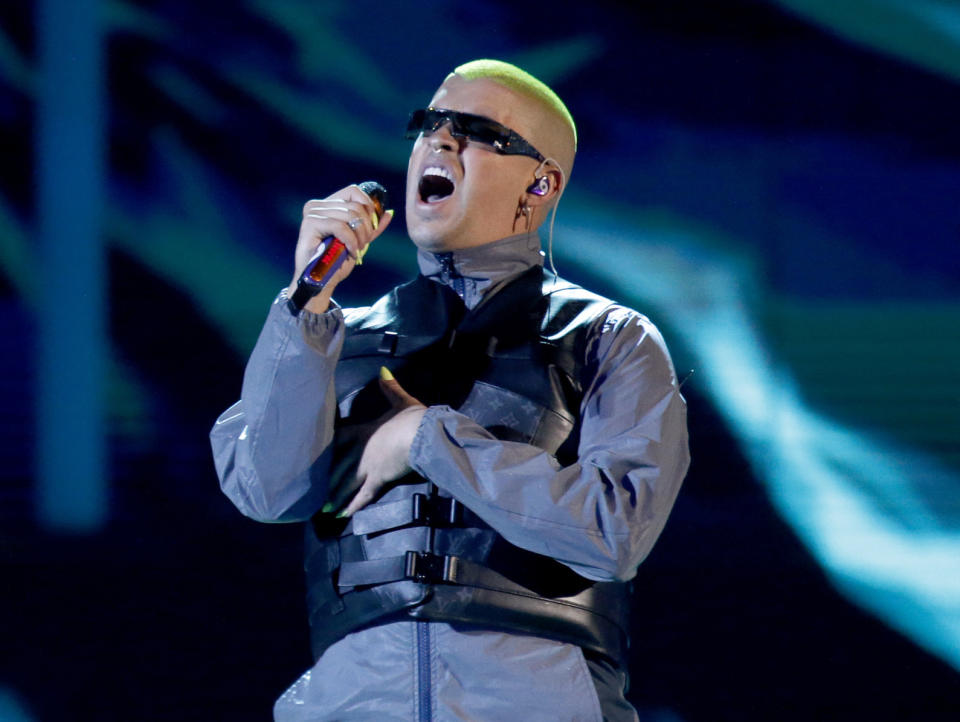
[2,1,959,719]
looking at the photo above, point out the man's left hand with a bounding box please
[341,370,427,517]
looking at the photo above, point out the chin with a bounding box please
[407,218,456,252]
[410,234,454,253]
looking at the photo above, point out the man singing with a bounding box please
[211,59,689,721]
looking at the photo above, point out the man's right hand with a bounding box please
[288,184,394,314]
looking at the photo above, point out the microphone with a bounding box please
[288,181,389,314]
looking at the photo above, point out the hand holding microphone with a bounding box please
[288,181,392,315]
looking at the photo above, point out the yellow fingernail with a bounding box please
[371,212,379,230]
[356,244,368,265]
[386,209,395,218]
[380,366,394,381]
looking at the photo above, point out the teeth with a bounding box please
[422,166,454,182]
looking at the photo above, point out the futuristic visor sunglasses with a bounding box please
[405,108,545,162]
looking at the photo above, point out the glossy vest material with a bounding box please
[304,267,632,665]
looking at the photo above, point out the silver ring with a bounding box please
[348,216,362,231]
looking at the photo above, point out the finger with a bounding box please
[303,215,365,256]
[341,476,378,518]
[374,208,395,237]
[332,185,392,242]
[302,197,378,247]
[302,198,373,220]
[354,208,395,264]
[303,197,394,249]
[303,204,385,253]
[379,378,421,409]
[303,207,372,233]
[334,183,382,208]
[314,185,380,226]
[307,183,378,208]
[378,367,423,409]
[301,215,363,258]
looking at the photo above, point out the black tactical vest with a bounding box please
[304,266,632,665]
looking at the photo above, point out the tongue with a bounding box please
[420,174,454,203]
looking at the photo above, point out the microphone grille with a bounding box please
[357,181,389,215]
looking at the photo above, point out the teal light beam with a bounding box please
[555,198,960,672]
[772,0,960,84]
[0,688,36,722]
[35,0,107,531]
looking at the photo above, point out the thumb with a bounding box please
[379,367,423,409]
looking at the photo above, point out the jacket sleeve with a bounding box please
[409,307,690,582]
[209,294,345,522]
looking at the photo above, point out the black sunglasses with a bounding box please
[405,108,545,162]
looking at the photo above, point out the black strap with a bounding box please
[350,496,426,536]
[338,551,619,625]
[349,493,475,536]
[338,556,408,591]
[336,551,458,589]
[341,332,443,359]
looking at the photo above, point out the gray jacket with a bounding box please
[210,232,689,721]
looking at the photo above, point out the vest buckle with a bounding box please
[404,551,459,584]
[378,331,398,354]
[411,494,464,527]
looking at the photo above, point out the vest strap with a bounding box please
[349,493,478,536]
[337,551,456,591]
[339,552,620,625]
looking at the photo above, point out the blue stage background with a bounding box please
[2,1,959,719]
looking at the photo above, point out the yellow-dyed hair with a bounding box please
[449,59,577,149]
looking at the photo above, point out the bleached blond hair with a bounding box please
[449,59,577,149]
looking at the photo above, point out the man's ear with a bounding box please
[526,168,563,206]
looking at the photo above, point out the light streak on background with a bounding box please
[556,200,960,671]
[775,0,960,83]
[0,689,35,722]
[34,0,107,531]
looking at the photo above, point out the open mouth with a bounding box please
[418,166,455,203]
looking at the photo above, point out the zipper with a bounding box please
[416,483,439,721]
[416,620,432,721]
[436,252,465,300]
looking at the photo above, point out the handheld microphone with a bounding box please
[288,181,389,314]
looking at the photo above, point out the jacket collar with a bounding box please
[416,231,543,309]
